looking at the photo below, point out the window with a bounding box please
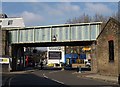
[49,51,61,59]
[8,20,13,25]
[108,40,114,62]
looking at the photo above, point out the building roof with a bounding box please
[97,17,120,39]
[0,14,8,18]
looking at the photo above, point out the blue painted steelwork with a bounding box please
[8,22,102,44]
[80,54,86,59]
[65,53,79,64]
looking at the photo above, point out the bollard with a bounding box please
[79,66,82,73]
[61,66,64,71]
[54,64,56,67]
[60,63,62,67]
[77,66,82,73]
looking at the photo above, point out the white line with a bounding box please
[51,79,64,84]
[43,74,48,79]
[43,73,64,84]
[44,75,48,79]
[8,76,14,87]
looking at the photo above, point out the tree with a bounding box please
[66,13,109,24]
[111,12,119,22]
[93,13,108,23]
[66,13,91,24]
[81,13,91,23]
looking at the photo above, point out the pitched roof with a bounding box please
[0,14,8,18]
[97,17,120,39]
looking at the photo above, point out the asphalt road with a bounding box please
[3,70,119,87]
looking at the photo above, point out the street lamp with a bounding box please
[52,35,57,41]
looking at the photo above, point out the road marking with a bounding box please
[43,73,48,79]
[44,75,49,79]
[51,79,64,84]
[43,73,45,77]
[8,76,15,87]
[43,73,64,84]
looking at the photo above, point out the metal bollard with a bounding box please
[61,66,64,71]
[60,63,62,67]
[77,66,81,73]
[54,64,56,67]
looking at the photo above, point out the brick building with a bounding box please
[96,18,120,76]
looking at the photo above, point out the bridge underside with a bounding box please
[11,41,95,71]
[11,41,95,47]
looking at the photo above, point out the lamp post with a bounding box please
[52,35,57,41]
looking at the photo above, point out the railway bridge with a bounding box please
[2,22,102,71]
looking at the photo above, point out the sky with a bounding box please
[1,0,120,2]
[1,1,118,27]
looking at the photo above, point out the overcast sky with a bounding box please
[2,1,118,27]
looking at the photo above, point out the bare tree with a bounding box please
[111,12,119,22]
[66,13,110,24]
[66,13,91,24]
[93,13,108,23]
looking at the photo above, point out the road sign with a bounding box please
[0,58,9,64]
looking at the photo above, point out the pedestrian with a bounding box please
[40,61,43,70]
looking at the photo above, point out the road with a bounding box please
[3,70,119,87]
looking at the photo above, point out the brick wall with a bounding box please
[96,18,119,76]
[91,42,98,73]
[1,30,8,56]
[0,29,10,72]
[0,29,6,56]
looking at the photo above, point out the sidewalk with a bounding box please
[75,71,118,84]
[85,74,118,84]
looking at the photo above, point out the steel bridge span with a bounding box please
[3,22,102,71]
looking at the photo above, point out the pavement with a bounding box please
[73,71,119,85]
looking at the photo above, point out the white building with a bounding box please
[47,46,65,66]
[0,14,25,28]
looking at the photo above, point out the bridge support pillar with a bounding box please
[11,45,24,71]
[17,47,24,70]
[0,30,9,56]
[11,45,18,71]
